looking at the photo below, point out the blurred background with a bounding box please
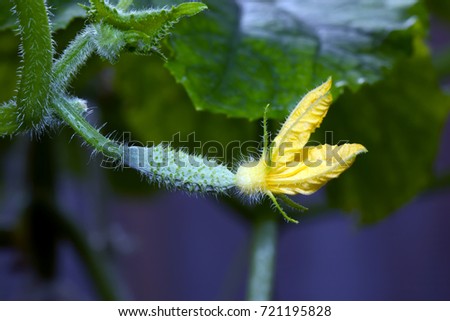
[1,0,450,300]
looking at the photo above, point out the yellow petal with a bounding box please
[266,143,367,195]
[271,78,333,162]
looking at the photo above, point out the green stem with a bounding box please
[53,27,96,91]
[246,217,278,300]
[278,194,308,212]
[52,27,121,159]
[14,0,53,131]
[267,191,298,223]
[52,95,122,159]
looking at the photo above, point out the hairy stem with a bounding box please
[0,102,20,135]
[14,0,53,131]
[53,27,96,91]
[52,95,122,159]
[246,217,278,300]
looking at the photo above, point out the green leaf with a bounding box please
[165,0,425,119]
[323,53,450,224]
[0,0,88,31]
[87,0,207,35]
[112,53,259,149]
[86,0,207,60]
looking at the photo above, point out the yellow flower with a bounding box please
[235,77,367,223]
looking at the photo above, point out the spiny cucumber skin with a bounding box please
[125,145,235,194]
